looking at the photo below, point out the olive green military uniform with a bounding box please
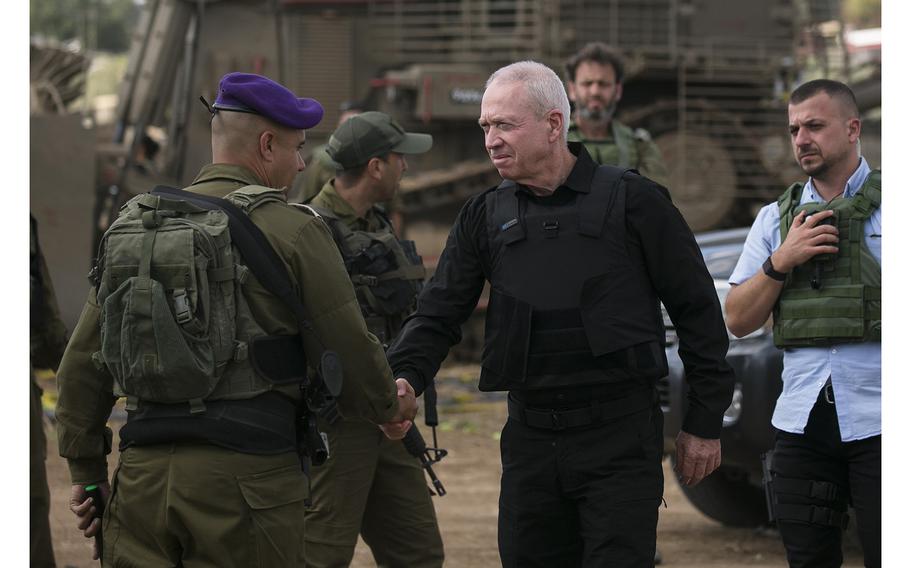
[30,215,69,568]
[298,143,336,204]
[56,164,400,568]
[303,181,444,568]
[568,120,669,187]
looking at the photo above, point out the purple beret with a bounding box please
[212,72,324,129]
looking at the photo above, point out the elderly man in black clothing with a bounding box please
[386,60,735,568]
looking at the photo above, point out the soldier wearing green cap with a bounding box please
[302,111,444,568]
[565,42,669,187]
[56,73,417,568]
[297,102,364,204]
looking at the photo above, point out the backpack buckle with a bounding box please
[172,288,192,324]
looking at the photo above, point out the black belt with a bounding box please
[507,388,655,431]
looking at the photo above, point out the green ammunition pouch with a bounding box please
[306,205,425,343]
[772,170,881,348]
[92,185,306,414]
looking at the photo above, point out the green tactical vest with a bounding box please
[567,121,648,169]
[93,185,298,412]
[773,170,881,348]
[304,204,426,344]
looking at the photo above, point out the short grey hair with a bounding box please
[486,60,571,140]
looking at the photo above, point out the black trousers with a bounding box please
[772,387,881,568]
[498,400,664,568]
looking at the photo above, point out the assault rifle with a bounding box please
[402,382,448,496]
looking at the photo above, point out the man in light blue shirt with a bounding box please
[726,79,880,568]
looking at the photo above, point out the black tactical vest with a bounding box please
[305,205,426,345]
[480,166,668,392]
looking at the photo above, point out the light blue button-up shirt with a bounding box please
[729,157,881,441]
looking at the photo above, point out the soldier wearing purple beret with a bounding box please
[57,72,418,567]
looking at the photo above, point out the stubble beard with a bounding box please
[577,97,618,127]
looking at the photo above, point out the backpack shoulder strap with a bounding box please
[226,185,287,214]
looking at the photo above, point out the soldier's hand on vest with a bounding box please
[774,210,839,272]
[379,378,418,440]
[70,481,110,560]
[674,431,721,486]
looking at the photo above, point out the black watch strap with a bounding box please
[763,256,787,281]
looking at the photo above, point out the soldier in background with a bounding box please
[302,111,444,568]
[564,42,669,187]
[297,101,364,204]
[30,214,69,568]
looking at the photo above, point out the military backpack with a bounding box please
[91,185,310,412]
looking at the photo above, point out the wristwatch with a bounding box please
[762,256,787,281]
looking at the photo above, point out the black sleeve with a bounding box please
[625,176,735,439]
[387,194,490,395]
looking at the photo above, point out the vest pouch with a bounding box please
[365,278,417,317]
[481,289,532,385]
[101,275,217,403]
[774,284,869,346]
[580,272,662,357]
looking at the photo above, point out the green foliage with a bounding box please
[30,0,140,53]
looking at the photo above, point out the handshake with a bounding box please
[379,378,419,440]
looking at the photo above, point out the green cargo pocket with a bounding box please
[237,464,307,568]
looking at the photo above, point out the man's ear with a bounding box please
[367,156,384,180]
[547,110,564,143]
[259,130,276,162]
[615,82,623,104]
[847,117,861,144]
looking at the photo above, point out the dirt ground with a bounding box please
[38,364,864,567]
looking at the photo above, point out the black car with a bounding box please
[660,228,783,528]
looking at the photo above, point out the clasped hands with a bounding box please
[379,377,418,440]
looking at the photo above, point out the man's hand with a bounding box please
[772,209,839,273]
[674,431,721,486]
[379,378,418,440]
[70,481,110,560]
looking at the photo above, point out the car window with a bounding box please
[703,249,743,280]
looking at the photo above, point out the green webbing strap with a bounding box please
[777,182,804,242]
[375,264,426,282]
[136,193,207,215]
[133,218,159,320]
[850,218,862,282]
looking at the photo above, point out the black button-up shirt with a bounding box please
[388,143,734,438]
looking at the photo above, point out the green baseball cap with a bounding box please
[326,111,433,170]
